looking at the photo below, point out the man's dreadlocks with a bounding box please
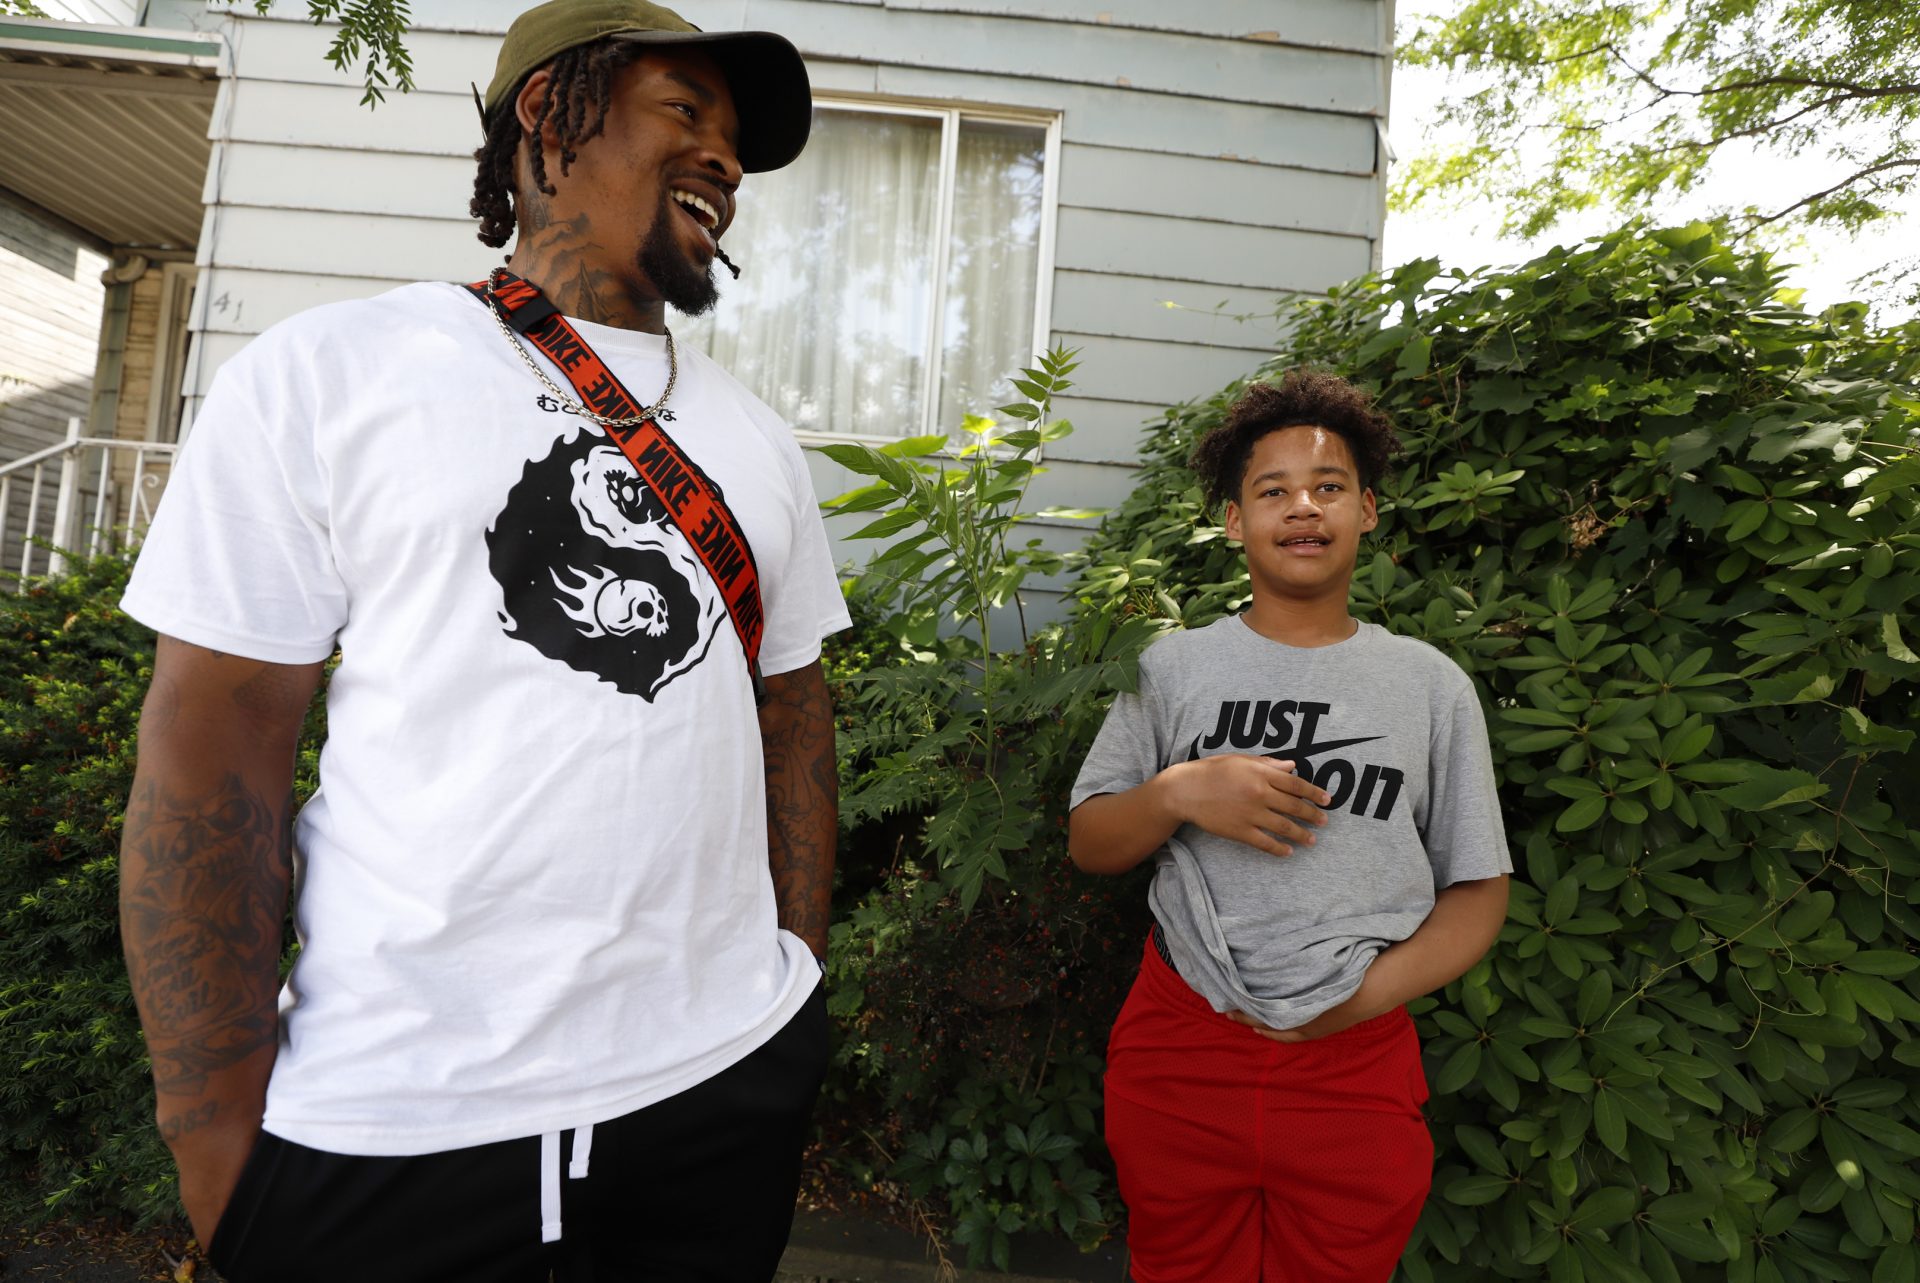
[470,39,645,249]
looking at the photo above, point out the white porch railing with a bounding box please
[0,417,178,589]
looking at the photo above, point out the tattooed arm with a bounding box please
[120,636,324,1246]
[757,661,837,962]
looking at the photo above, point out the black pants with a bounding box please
[210,987,827,1283]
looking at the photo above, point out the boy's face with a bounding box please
[1224,424,1377,604]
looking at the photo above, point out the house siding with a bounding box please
[35,1,141,25]
[159,0,1389,607]
[0,200,107,564]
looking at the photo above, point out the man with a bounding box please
[117,3,846,1278]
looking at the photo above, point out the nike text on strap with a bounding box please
[467,272,767,705]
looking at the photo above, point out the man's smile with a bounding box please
[667,178,732,254]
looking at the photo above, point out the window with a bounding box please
[678,100,1055,442]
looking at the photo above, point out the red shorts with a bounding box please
[1103,936,1433,1283]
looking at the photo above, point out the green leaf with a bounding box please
[1840,707,1917,752]
[1594,1091,1628,1157]
[1884,614,1920,664]
[848,509,926,540]
[1848,951,1920,978]
[1746,667,1836,704]
[1455,1124,1511,1176]
[1764,1108,1819,1153]
[1708,766,1828,811]
[1614,1088,1674,1141]
[1875,1243,1918,1283]
[819,442,892,477]
[1556,794,1608,832]
[1570,1186,1636,1229]
[1435,1041,1483,1093]
[1662,718,1714,763]
[1649,1219,1729,1263]
[1545,874,1581,926]
[1396,334,1435,378]
[1444,1173,1513,1206]
[1836,1107,1920,1158]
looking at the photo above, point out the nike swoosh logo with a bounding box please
[1186,733,1385,762]
[1265,735,1383,761]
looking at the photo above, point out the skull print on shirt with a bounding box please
[486,424,724,700]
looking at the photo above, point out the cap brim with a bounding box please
[607,29,812,173]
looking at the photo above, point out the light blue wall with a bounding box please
[157,0,1393,610]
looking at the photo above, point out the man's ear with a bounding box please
[1360,487,1378,535]
[515,69,554,142]
[1224,499,1243,543]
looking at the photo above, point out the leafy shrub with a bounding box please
[0,551,323,1225]
[7,227,1916,1283]
[0,554,169,1222]
[1080,225,1920,1283]
[817,349,1165,1267]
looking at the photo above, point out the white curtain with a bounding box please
[939,121,1046,439]
[680,109,940,438]
[679,108,1046,440]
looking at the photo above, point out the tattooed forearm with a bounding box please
[759,662,837,960]
[159,1099,219,1144]
[120,771,292,1096]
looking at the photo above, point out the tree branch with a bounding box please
[1647,89,1880,153]
[1676,75,1920,101]
[1433,40,1919,105]
[1743,159,1920,230]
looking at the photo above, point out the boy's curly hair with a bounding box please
[1188,369,1401,511]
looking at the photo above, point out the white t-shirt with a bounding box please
[123,282,851,1156]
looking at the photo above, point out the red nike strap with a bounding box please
[468,272,766,704]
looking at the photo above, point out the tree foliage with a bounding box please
[1084,224,1920,1282]
[1397,0,1920,303]
[247,0,415,105]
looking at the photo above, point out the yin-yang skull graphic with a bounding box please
[486,425,723,699]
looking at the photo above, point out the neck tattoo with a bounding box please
[483,269,678,429]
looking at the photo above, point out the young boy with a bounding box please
[1068,370,1511,1283]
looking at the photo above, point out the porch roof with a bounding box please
[0,16,220,252]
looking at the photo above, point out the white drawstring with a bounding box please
[539,1125,595,1245]
[539,1131,562,1243]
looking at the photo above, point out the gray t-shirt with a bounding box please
[1072,615,1511,1029]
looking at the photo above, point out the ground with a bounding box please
[0,1219,192,1283]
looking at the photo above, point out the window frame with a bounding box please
[146,259,196,445]
[771,93,1062,450]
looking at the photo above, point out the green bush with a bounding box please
[817,349,1162,1268]
[6,227,1915,1283]
[1079,225,1920,1283]
[0,554,170,1221]
[0,552,323,1224]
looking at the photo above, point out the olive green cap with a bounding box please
[482,0,812,172]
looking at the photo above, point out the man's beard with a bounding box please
[638,195,720,317]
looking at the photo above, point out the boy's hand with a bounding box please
[1163,755,1329,857]
[1227,1000,1368,1044]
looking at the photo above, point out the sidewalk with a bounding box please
[779,1209,1130,1283]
